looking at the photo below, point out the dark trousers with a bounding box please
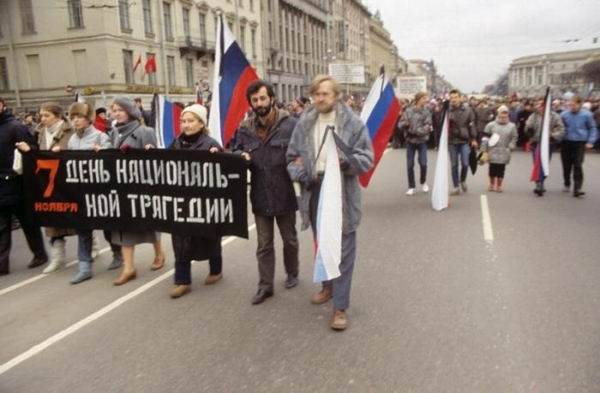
[449,143,470,187]
[255,213,299,291]
[174,254,222,285]
[309,180,357,311]
[561,141,586,190]
[488,163,506,178]
[103,230,122,262]
[406,142,428,188]
[0,203,47,273]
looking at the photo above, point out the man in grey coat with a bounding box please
[448,89,477,195]
[286,75,374,331]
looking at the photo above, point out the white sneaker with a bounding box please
[450,187,461,196]
[421,183,429,193]
[405,188,416,196]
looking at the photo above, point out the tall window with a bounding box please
[163,2,173,40]
[199,13,207,43]
[123,50,134,84]
[147,53,156,86]
[251,28,257,59]
[249,0,254,11]
[68,0,84,28]
[26,54,42,88]
[167,56,176,86]
[182,8,191,38]
[142,0,153,36]
[185,58,194,88]
[239,25,246,51]
[0,58,9,91]
[20,0,36,34]
[119,0,131,32]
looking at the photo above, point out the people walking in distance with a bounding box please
[448,89,477,195]
[525,97,565,196]
[230,80,300,305]
[169,104,224,299]
[481,105,518,193]
[397,92,433,195]
[560,95,598,197]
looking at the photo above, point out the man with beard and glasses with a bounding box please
[286,75,373,331]
[231,80,300,305]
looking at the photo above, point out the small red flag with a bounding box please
[144,56,157,74]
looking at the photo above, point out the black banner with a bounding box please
[23,149,248,238]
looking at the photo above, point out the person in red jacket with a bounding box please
[93,107,107,132]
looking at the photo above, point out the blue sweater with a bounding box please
[560,109,598,144]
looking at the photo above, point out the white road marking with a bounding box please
[480,195,494,243]
[0,224,256,376]
[0,247,111,297]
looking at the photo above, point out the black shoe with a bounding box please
[27,256,48,269]
[533,188,543,197]
[0,270,9,276]
[574,190,586,198]
[251,288,273,305]
[284,275,299,289]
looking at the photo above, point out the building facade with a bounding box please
[367,13,397,85]
[0,0,263,109]
[260,0,328,103]
[508,47,600,97]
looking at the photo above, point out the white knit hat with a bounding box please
[181,104,208,125]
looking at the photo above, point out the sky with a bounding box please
[363,0,600,93]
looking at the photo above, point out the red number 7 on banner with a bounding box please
[35,159,60,198]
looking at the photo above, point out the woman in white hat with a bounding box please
[169,104,224,298]
[482,105,518,192]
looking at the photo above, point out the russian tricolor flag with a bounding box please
[154,94,182,148]
[530,87,551,183]
[208,15,259,148]
[359,74,401,187]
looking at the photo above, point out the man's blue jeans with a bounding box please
[449,143,470,187]
[406,143,428,188]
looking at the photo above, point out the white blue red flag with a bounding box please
[358,73,401,187]
[313,131,342,283]
[154,94,182,148]
[531,87,551,183]
[431,103,449,211]
[208,15,259,147]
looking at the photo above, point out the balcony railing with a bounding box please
[177,36,216,59]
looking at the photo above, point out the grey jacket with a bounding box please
[448,103,477,145]
[68,125,111,150]
[109,120,157,149]
[482,121,518,164]
[286,102,374,234]
[397,105,433,144]
[525,111,565,144]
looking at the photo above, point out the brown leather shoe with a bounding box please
[113,269,137,286]
[170,285,191,298]
[311,288,332,304]
[150,255,165,271]
[204,273,223,285]
[330,310,347,331]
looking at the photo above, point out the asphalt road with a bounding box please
[1,148,600,392]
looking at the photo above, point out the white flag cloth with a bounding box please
[313,133,342,283]
[540,93,551,177]
[431,109,449,211]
